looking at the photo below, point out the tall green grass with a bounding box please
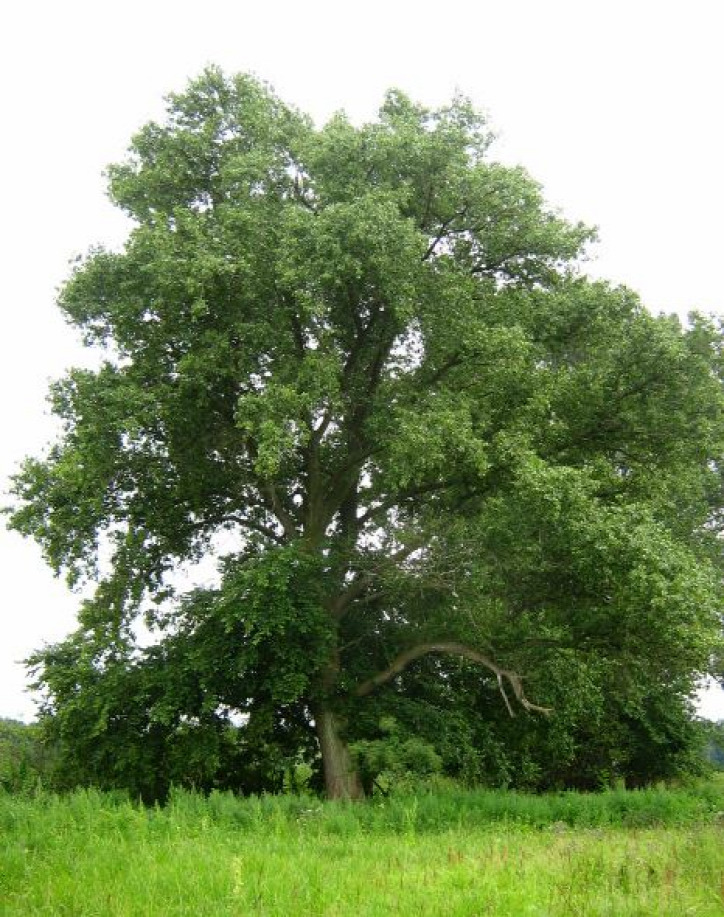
[159,777,724,832]
[2,782,724,915]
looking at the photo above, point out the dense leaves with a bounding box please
[0,719,53,793]
[8,68,724,797]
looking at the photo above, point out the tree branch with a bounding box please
[311,408,333,445]
[353,641,551,716]
[288,306,306,359]
[328,540,426,618]
[220,514,286,544]
[263,484,298,540]
[422,206,469,261]
[356,478,464,528]
[243,436,300,539]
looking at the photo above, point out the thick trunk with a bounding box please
[314,706,363,800]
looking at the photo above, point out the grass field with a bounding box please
[2,782,724,915]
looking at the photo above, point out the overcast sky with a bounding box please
[1,0,723,721]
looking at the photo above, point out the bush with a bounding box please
[350,718,442,795]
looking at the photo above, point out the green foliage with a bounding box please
[7,67,724,797]
[27,613,319,801]
[0,719,52,793]
[342,651,712,793]
[350,717,442,794]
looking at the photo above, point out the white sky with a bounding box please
[1,0,723,721]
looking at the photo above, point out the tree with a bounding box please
[0,718,52,793]
[8,68,724,798]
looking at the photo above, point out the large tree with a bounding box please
[9,69,724,798]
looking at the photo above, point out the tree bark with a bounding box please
[314,706,364,800]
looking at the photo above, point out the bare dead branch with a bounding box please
[353,640,551,716]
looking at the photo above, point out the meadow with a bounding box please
[2,781,724,915]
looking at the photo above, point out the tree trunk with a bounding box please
[314,707,363,800]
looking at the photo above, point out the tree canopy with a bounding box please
[9,68,724,798]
